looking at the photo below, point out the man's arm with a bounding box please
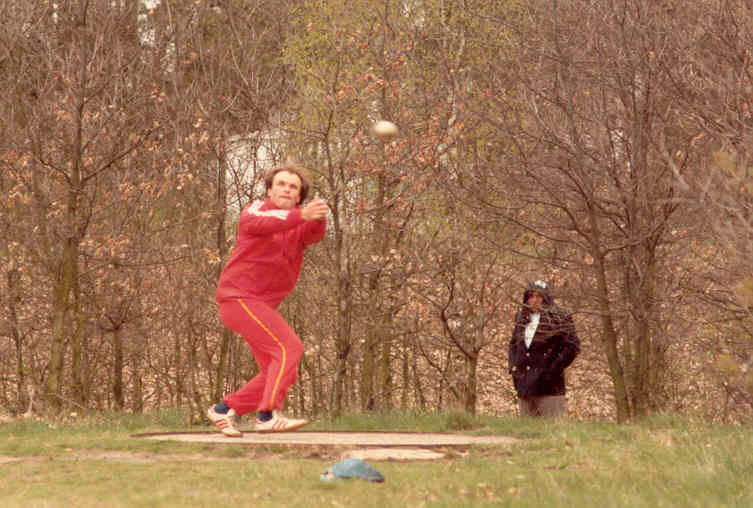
[301,198,328,221]
[301,198,328,245]
[238,200,305,236]
[508,312,522,374]
[550,313,580,371]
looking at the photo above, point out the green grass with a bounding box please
[1,410,752,507]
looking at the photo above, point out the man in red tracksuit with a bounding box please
[207,163,328,436]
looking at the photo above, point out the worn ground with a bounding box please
[133,429,519,461]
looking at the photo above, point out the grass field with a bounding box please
[1,410,751,507]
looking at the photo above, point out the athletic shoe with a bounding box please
[254,411,309,433]
[206,406,242,437]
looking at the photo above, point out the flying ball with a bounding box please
[372,120,399,140]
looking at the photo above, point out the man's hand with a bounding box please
[301,198,328,221]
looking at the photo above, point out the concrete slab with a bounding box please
[133,430,518,448]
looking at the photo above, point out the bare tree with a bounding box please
[668,1,753,417]
[0,0,171,409]
[461,0,729,421]
[280,0,445,413]
[409,234,512,413]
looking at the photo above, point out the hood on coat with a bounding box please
[522,280,554,307]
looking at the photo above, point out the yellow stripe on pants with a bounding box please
[237,299,287,409]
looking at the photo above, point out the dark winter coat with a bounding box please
[508,282,580,398]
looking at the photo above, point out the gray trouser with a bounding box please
[518,395,566,417]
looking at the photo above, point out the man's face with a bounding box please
[267,170,302,209]
[526,292,544,312]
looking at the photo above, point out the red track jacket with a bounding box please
[216,198,327,308]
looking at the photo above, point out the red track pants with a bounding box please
[219,299,303,416]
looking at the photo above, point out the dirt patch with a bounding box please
[0,451,241,465]
[135,430,516,446]
[0,456,24,465]
[0,431,518,464]
[132,430,518,461]
[342,448,447,461]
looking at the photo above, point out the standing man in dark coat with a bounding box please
[508,280,580,417]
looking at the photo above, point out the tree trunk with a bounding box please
[412,345,426,410]
[70,278,85,406]
[361,329,376,410]
[47,237,79,409]
[333,335,350,416]
[112,327,124,410]
[131,337,144,413]
[592,245,631,422]
[213,152,231,402]
[400,340,410,410]
[380,332,393,410]
[47,3,88,410]
[631,250,658,416]
[7,267,27,412]
[332,204,352,415]
[464,353,478,415]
